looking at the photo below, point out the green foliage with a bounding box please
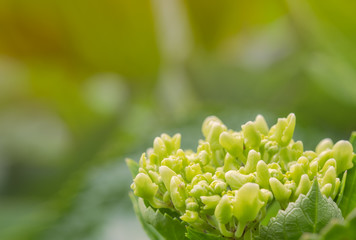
[300,208,356,240]
[259,180,343,240]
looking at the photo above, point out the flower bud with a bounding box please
[185,163,202,182]
[180,210,199,223]
[294,174,311,199]
[210,180,227,195]
[245,150,261,173]
[289,163,304,185]
[189,180,211,198]
[219,132,245,159]
[259,189,273,203]
[332,178,341,199]
[242,121,261,149]
[153,137,168,160]
[223,153,240,172]
[332,140,354,175]
[215,195,233,224]
[202,116,227,150]
[201,195,221,210]
[321,183,333,198]
[233,183,264,225]
[316,138,333,155]
[131,173,158,200]
[256,160,270,189]
[170,176,187,210]
[269,114,295,146]
[269,177,292,207]
[317,149,332,170]
[162,133,181,154]
[321,166,336,192]
[161,156,183,173]
[309,160,318,178]
[225,170,255,190]
[159,166,177,192]
[297,156,309,172]
[320,158,336,175]
[255,114,269,135]
[185,197,199,211]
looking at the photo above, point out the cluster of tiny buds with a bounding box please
[130,114,355,239]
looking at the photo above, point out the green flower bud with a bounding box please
[139,153,148,170]
[268,164,284,181]
[161,133,181,155]
[185,163,202,182]
[233,183,264,238]
[153,137,168,160]
[242,121,261,149]
[309,159,318,178]
[269,113,296,146]
[289,163,304,185]
[170,176,187,210]
[255,114,269,135]
[259,189,273,203]
[332,178,341,199]
[159,166,177,192]
[225,170,255,190]
[303,151,318,161]
[291,141,304,159]
[294,174,311,200]
[180,210,199,223]
[215,195,234,238]
[161,156,183,173]
[202,116,227,150]
[210,180,227,195]
[131,173,158,200]
[185,197,199,211]
[269,177,292,208]
[316,138,333,155]
[332,140,354,175]
[320,158,336,175]
[321,183,333,198]
[190,180,211,198]
[256,160,270,189]
[215,195,233,224]
[201,195,221,210]
[321,166,336,193]
[317,149,332,171]
[223,153,240,172]
[244,150,261,174]
[198,150,210,166]
[219,131,244,158]
[297,156,309,172]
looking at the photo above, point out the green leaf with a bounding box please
[338,155,356,216]
[336,170,347,206]
[129,193,165,240]
[126,158,140,178]
[300,207,356,240]
[259,180,343,240]
[130,193,188,240]
[186,227,226,240]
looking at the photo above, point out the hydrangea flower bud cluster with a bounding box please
[130,114,355,239]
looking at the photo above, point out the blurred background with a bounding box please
[1,0,356,239]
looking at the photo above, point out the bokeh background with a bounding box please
[1,0,356,239]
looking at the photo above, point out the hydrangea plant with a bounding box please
[127,114,356,240]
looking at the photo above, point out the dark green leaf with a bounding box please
[186,227,226,240]
[259,180,343,240]
[300,207,356,240]
[338,155,356,216]
[129,193,164,240]
[130,193,188,240]
[336,170,347,206]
